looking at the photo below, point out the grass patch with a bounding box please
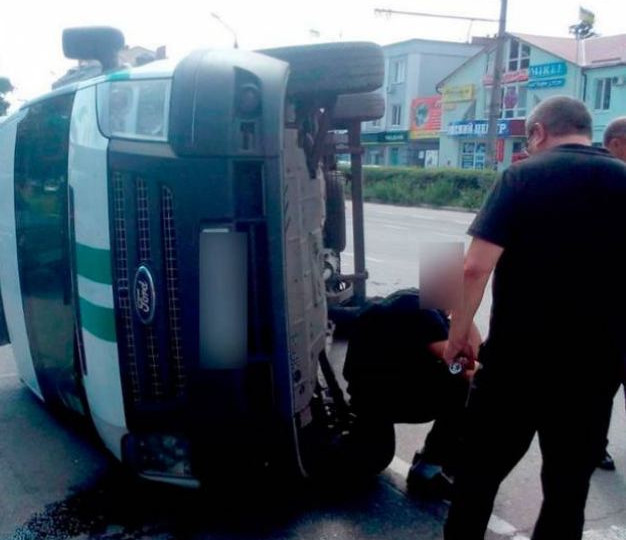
[342,166,497,211]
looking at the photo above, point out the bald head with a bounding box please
[526,96,592,139]
[525,96,592,155]
[604,117,626,162]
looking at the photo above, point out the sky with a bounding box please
[2,0,626,109]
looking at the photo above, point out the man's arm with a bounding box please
[443,237,503,366]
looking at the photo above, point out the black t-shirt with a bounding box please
[343,288,449,383]
[469,144,626,359]
[342,289,461,422]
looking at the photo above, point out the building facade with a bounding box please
[438,33,626,170]
[361,39,485,167]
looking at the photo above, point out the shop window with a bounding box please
[391,104,403,127]
[368,150,383,165]
[390,147,400,166]
[508,39,530,71]
[484,84,527,119]
[390,59,406,84]
[460,141,486,170]
[500,84,527,118]
[594,78,612,110]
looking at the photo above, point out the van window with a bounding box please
[98,79,171,141]
[14,93,76,404]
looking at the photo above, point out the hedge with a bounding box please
[341,166,498,211]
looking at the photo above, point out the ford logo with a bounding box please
[133,265,156,325]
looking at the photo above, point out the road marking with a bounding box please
[340,252,384,263]
[389,456,410,477]
[383,224,410,231]
[584,526,626,539]
[0,373,18,380]
[388,456,530,539]
[488,515,518,536]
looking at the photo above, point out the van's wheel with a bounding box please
[332,92,386,128]
[261,42,384,97]
[324,171,347,252]
[301,416,396,481]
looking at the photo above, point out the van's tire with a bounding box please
[261,42,384,97]
[332,92,385,128]
[324,171,347,252]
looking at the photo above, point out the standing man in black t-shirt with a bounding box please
[442,96,626,540]
[597,116,626,471]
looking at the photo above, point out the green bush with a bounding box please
[341,166,497,211]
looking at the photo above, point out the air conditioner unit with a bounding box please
[612,76,626,86]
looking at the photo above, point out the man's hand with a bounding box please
[443,337,478,378]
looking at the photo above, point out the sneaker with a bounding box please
[598,450,616,471]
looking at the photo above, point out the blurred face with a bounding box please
[419,242,464,311]
[607,136,626,163]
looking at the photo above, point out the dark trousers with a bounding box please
[601,382,624,455]
[444,363,619,540]
[348,360,469,472]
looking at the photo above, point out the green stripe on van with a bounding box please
[106,71,131,82]
[76,244,112,285]
[79,297,117,343]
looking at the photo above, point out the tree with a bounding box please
[0,77,14,117]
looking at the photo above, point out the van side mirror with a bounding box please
[62,26,125,71]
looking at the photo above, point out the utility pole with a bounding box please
[485,0,508,170]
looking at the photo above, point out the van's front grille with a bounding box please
[112,173,141,403]
[162,186,186,397]
[110,160,273,423]
[135,178,164,401]
[111,173,186,407]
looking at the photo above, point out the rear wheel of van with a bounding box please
[300,415,396,482]
[340,418,396,478]
[261,42,384,97]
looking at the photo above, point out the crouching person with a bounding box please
[342,288,481,499]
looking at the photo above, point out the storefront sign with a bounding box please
[383,131,408,143]
[483,69,529,86]
[442,84,475,103]
[447,119,526,138]
[529,62,567,80]
[447,120,510,138]
[362,131,409,144]
[410,96,442,139]
[527,78,566,89]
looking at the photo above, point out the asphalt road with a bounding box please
[1,202,625,540]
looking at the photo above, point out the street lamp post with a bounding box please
[211,12,239,49]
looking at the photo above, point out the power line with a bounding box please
[374,8,498,24]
